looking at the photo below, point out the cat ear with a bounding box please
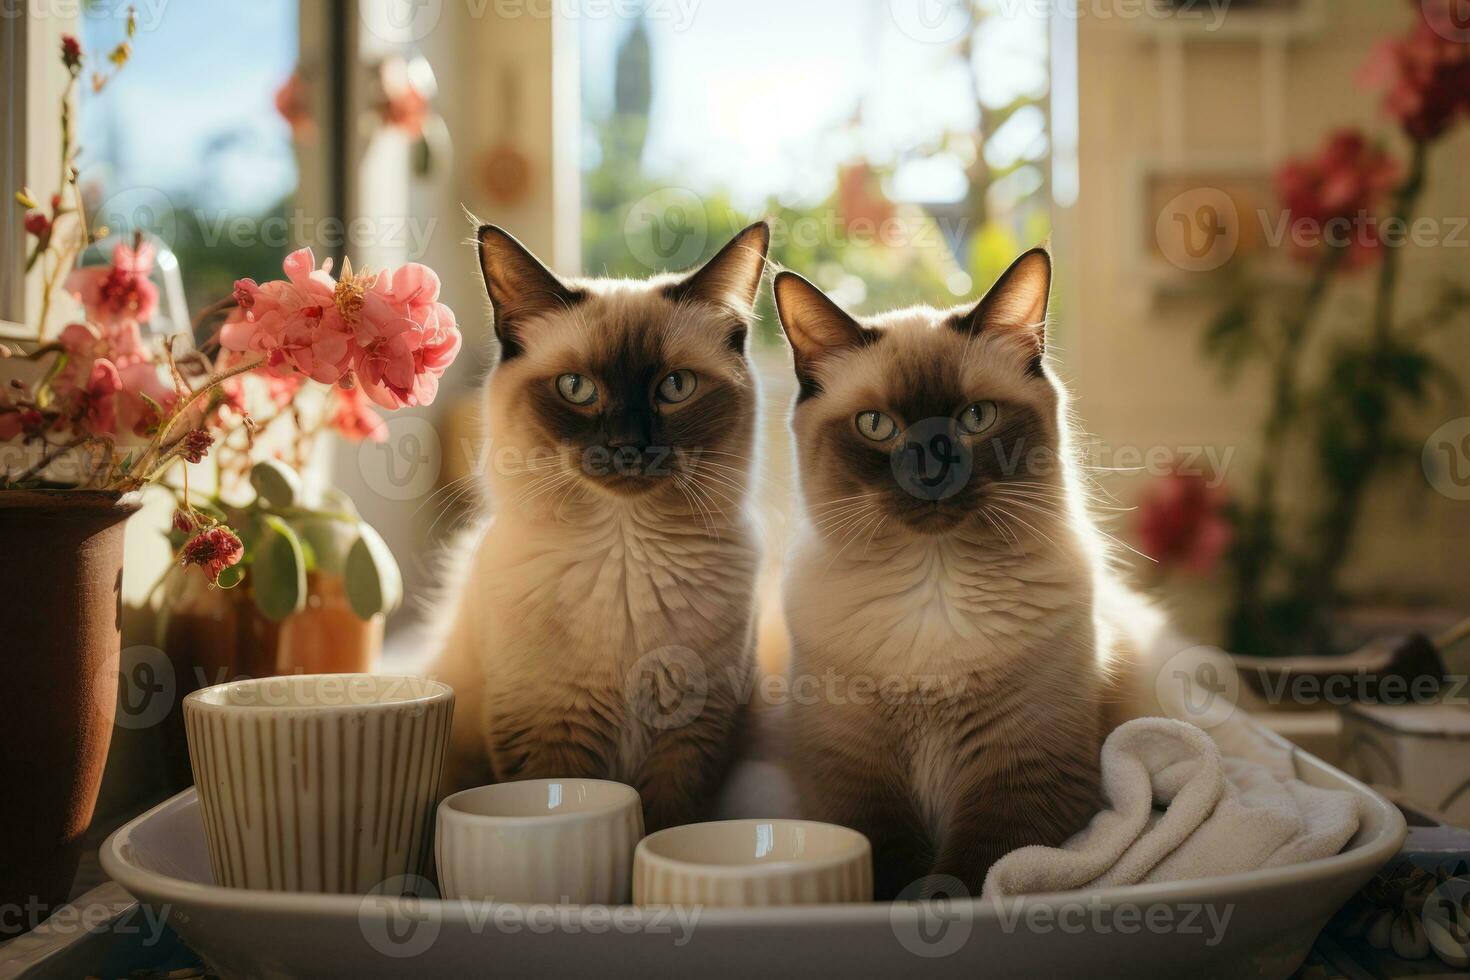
[956,246,1051,360]
[773,271,868,397]
[666,219,772,318]
[477,225,583,359]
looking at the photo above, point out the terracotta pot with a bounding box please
[0,490,139,934]
[276,572,383,675]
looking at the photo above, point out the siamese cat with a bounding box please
[775,248,1130,896]
[429,221,770,831]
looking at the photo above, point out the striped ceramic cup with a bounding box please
[183,673,454,894]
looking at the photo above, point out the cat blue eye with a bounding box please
[656,369,697,404]
[556,373,598,406]
[959,401,999,434]
[855,411,897,442]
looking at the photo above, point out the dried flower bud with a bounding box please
[23,211,51,239]
[172,509,196,533]
[180,428,213,464]
[180,527,244,585]
[60,34,82,70]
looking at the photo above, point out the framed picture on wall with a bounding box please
[1135,0,1325,39]
[1132,160,1293,290]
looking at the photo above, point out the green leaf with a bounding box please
[344,524,402,620]
[1202,303,1255,380]
[250,459,302,508]
[296,517,357,576]
[252,516,306,622]
[216,564,245,590]
[319,488,360,518]
[191,498,229,525]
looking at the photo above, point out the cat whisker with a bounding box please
[978,505,1022,555]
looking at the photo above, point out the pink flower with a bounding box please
[0,408,45,441]
[66,240,160,328]
[24,211,51,238]
[353,264,461,409]
[78,359,123,435]
[836,162,895,238]
[1136,469,1232,575]
[382,88,431,138]
[377,55,433,138]
[1360,4,1470,143]
[116,359,178,436]
[180,526,244,585]
[331,384,388,442]
[220,249,461,412]
[265,373,304,408]
[1276,130,1400,270]
[275,69,315,141]
[58,319,147,368]
[221,247,355,385]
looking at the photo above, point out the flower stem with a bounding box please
[121,353,265,488]
[1226,246,1343,652]
[1297,140,1430,616]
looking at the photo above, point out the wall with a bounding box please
[1069,0,1470,644]
[331,2,580,637]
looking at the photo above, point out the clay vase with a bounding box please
[0,490,139,933]
[275,572,383,675]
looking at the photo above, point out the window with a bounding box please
[580,1,1058,330]
[78,2,302,333]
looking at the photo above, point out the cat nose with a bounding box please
[605,418,652,451]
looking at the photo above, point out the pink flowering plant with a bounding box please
[1186,0,1470,656]
[3,28,460,620]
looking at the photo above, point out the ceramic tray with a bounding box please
[101,738,1405,980]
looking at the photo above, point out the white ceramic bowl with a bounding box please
[633,819,872,907]
[184,673,453,894]
[436,779,644,905]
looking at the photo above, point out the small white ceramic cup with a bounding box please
[436,779,644,905]
[633,819,873,907]
[184,673,454,894]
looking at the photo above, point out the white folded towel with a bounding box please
[982,717,1361,898]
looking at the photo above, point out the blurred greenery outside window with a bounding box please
[78,1,301,337]
[580,1,1056,343]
